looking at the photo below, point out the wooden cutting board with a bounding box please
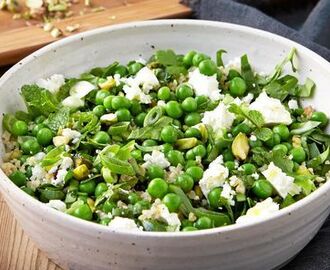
[0,0,191,66]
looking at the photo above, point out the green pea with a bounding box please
[176,173,194,193]
[232,123,251,136]
[208,187,222,208]
[114,65,128,77]
[195,95,209,110]
[229,77,247,96]
[130,100,142,116]
[115,108,131,122]
[227,69,241,80]
[147,165,165,180]
[290,146,306,163]
[95,90,110,105]
[249,138,263,148]
[162,143,173,154]
[128,62,143,75]
[95,182,108,197]
[265,133,281,148]
[167,150,185,166]
[9,171,27,187]
[198,59,217,76]
[273,124,290,141]
[157,86,171,101]
[273,144,288,155]
[162,193,181,212]
[79,180,96,195]
[131,149,142,161]
[311,111,328,127]
[165,101,183,119]
[224,161,235,171]
[93,131,110,144]
[21,139,41,155]
[135,112,147,127]
[183,50,197,67]
[160,125,178,143]
[185,127,201,139]
[181,97,198,112]
[185,149,195,160]
[194,216,213,230]
[186,166,203,182]
[93,105,106,117]
[36,128,53,146]
[185,160,198,169]
[192,145,207,158]
[241,163,256,175]
[111,96,131,110]
[282,142,293,151]
[182,226,198,231]
[32,123,46,136]
[103,95,114,110]
[128,193,141,205]
[142,139,158,147]
[252,179,273,199]
[102,200,116,213]
[184,112,201,126]
[71,204,93,221]
[133,200,151,215]
[176,84,194,101]
[147,178,168,198]
[222,149,234,162]
[35,115,46,124]
[192,53,208,67]
[11,120,28,136]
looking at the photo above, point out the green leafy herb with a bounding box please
[254,127,273,141]
[240,54,258,93]
[21,84,59,117]
[44,107,70,132]
[291,121,321,135]
[216,49,227,67]
[228,103,264,128]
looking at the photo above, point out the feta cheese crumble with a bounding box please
[69,81,95,99]
[221,181,236,206]
[199,155,229,197]
[262,162,301,198]
[139,199,181,231]
[46,200,67,212]
[288,99,299,110]
[142,150,170,169]
[201,102,236,134]
[108,217,142,232]
[62,95,85,109]
[249,92,292,125]
[188,68,221,101]
[121,67,159,104]
[36,74,65,94]
[236,198,279,224]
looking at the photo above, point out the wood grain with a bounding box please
[0,0,191,66]
[0,193,63,270]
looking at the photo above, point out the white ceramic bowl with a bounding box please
[1,20,330,270]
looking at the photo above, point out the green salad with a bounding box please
[1,48,330,232]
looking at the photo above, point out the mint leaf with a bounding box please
[228,104,264,128]
[264,75,298,101]
[254,128,273,141]
[271,149,294,174]
[56,78,79,101]
[294,175,315,195]
[155,50,178,66]
[240,54,259,94]
[45,107,70,132]
[296,78,315,98]
[291,121,321,135]
[21,84,59,117]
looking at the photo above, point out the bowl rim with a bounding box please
[1,19,330,238]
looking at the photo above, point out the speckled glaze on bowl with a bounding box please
[1,20,330,270]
